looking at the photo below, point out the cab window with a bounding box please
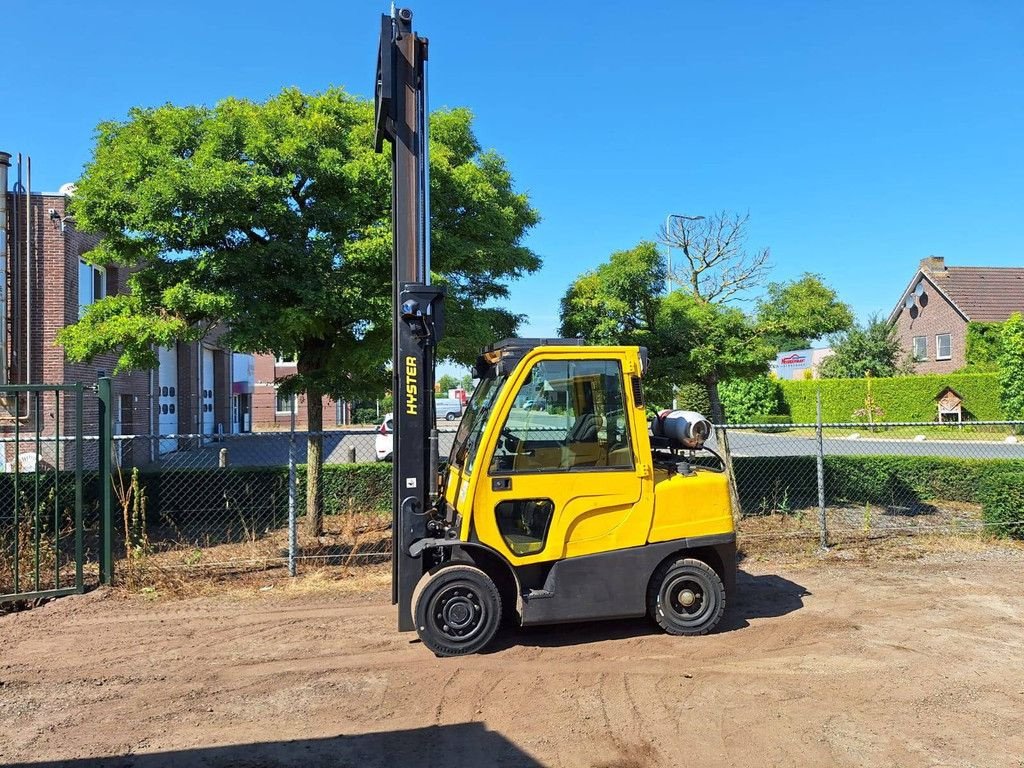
[496,499,555,556]
[489,359,634,474]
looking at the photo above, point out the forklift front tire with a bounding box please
[412,564,503,657]
[648,557,726,636]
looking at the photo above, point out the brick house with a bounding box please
[2,153,240,465]
[888,256,1024,374]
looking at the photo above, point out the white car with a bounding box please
[375,403,461,461]
[375,414,394,462]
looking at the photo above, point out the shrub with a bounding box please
[751,415,792,433]
[719,376,782,423]
[352,407,379,425]
[778,373,1003,423]
[964,322,1002,371]
[979,472,1024,539]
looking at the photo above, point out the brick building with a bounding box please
[1,153,242,465]
[888,256,1024,374]
[251,353,345,431]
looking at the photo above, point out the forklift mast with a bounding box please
[374,7,444,632]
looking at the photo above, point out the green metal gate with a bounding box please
[1,383,87,604]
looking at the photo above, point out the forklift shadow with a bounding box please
[718,571,810,632]
[1,724,544,768]
[488,570,808,651]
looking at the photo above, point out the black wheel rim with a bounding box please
[662,572,716,627]
[428,583,487,644]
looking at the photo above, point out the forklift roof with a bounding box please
[485,337,586,353]
[474,338,584,378]
[473,338,648,378]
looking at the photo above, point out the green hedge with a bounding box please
[734,454,1024,515]
[17,456,1014,541]
[778,373,1003,423]
[979,472,1024,539]
[0,472,104,529]
[136,462,392,533]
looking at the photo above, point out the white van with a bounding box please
[435,398,463,421]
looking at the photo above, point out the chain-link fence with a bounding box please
[94,418,1024,589]
[716,419,1024,548]
[108,425,461,587]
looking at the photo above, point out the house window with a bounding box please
[276,391,297,414]
[78,261,107,318]
[936,334,952,361]
[276,353,297,365]
[912,336,928,361]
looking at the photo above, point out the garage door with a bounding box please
[158,346,178,454]
[202,347,215,442]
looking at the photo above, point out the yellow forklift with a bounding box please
[375,9,736,656]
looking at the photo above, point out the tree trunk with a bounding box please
[305,386,324,537]
[706,374,742,525]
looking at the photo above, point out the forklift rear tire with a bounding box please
[648,557,726,636]
[412,565,503,657]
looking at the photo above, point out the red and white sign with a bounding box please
[779,353,807,365]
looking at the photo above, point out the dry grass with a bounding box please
[1,516,78,598]
[105,504,1024,603]
[738,511,1024,568]
[114,511,391,600]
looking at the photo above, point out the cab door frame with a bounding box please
[468,346,654,566]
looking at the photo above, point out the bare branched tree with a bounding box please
[659,211,771,303]
[656,210,772,519]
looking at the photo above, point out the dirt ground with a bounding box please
[2,546,1024,768]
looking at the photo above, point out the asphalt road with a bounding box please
[139,417,1023,470]
[719,430,1024,460]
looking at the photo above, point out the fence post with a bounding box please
[288,405,297,577]
[816,389,828,550]
[97,376,114,585]
[75,383,85,593]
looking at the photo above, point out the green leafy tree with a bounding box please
[819,316,912,379]
[559,241,664,347]
[997,313,1024,424]
[436,374,460,395]
[561,213,851,515]
[757,273,853,351]
[654,291,778,420]
[58,87,539,534]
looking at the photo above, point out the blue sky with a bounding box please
[4,1,1023,357]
